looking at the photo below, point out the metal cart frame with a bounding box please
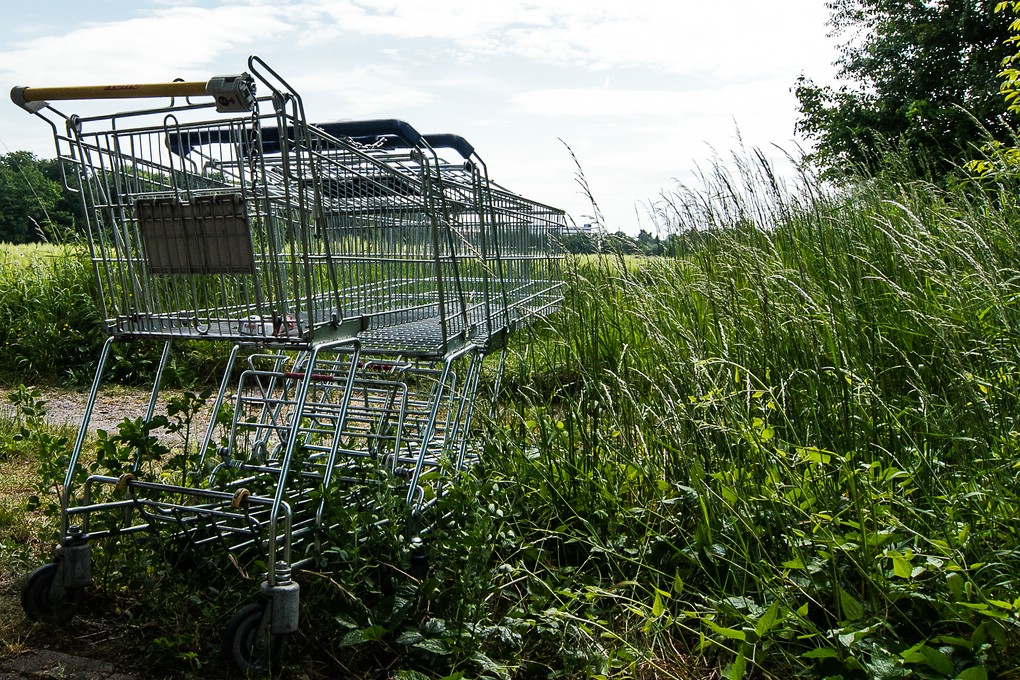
[10,55,565,674]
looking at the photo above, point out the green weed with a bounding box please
[3,148,1020,678]
[485,151,1020,677]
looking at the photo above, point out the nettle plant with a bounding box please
[13,386,213,517]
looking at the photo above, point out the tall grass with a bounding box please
[3,151,1020,678]
[488,153,1020,677]
[0,244,101,383]
[0,244,226,386]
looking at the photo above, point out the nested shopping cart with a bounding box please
[11,55,565,673]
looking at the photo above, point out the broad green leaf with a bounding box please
[802,647,839,659]
[892,554,913,579]
[393,671,431,680]
[652,591,665,618]
[921,646,954,676]
[798,446,831,464]
[902,643,954,676]
[339,629,369,647]
[901,643,925,664]
[838,587,864,621]
[470,651,503,674]
[932,635,972,650]
[414,638,452,655]
[755,601,782,638]
[705,619,746,641]
[728,646,747,680]
[947,572,965,600]
[956,667,988,680]
[720,485,738,505]
[985,621,1008,646]
[361,625,387,642]
[396,630,424,645]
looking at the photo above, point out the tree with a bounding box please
[560,231,597,254]
[795,0,1015,178]
[0,151,75,243]
[997,1,1020,110]
[604,231,640,255]
[635,229,663,256]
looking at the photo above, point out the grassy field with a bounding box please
[1,154,1020,678]
[0,242,101,385]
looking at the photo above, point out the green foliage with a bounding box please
[561,229,665,256]
[0,244,101,383]
[491,150,1020,677]
[0,244,233,387]
[4,148,1020,678]
[961,3,1020,181]
[0,151,78,244]
[796,0,1014,179]
[997,1,1020,113]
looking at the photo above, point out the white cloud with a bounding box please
[287,0,835,79]
[0,0,838,233]
[0,5,291,84]
[285,65,438,118]
[0,2,835,89]
[510,79,802,130]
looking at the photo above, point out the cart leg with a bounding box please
[264,562,300,635]
[409,535,429,580]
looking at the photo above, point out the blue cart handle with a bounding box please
[317,122,474,159]
[341,133,475,161]
[168,119,475,159]
[316,119,424,149]
[423,134,475,160]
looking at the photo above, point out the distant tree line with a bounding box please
[0,151,82,243]
[561,229,670,256]
[563,227,757,257]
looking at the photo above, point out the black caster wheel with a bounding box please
[223,602,284,677]
[21,562,83,625]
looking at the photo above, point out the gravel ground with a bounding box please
[37,387,180,432]
[1,385,215,441]
[0,650,140,680]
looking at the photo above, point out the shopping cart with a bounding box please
[11,55,565,673]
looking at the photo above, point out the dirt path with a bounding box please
[0,650,140,680]
[2,385,212,436]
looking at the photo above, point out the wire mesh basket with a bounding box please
[24,61,564,356]
[10,54,564,674]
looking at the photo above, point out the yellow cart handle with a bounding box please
[11,73,256,113]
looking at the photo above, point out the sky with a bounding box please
[0,0,840,234]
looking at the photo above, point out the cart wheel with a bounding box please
[223,602,284,677]
[20,563,83,624]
